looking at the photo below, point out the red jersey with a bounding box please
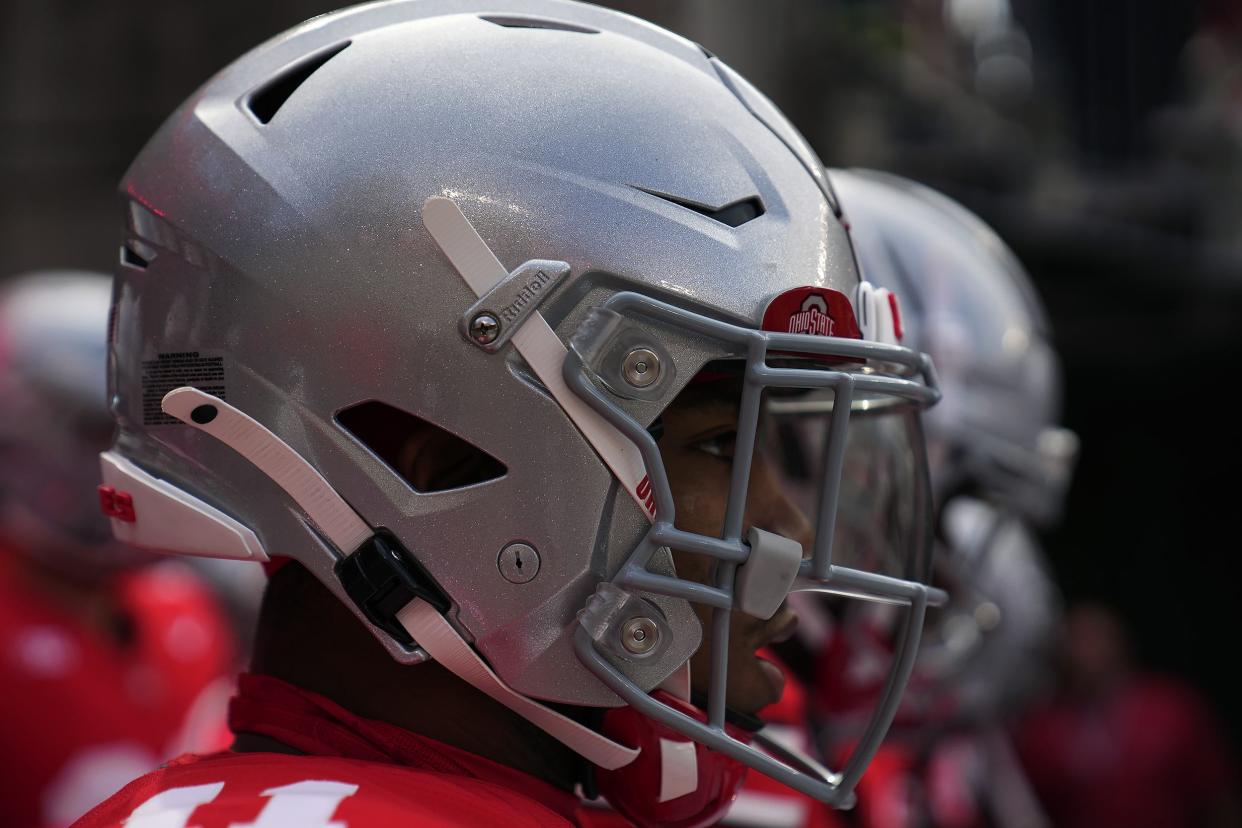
[73,751,580,828]
[1017,676,1237,828]
[579,653,845,828]
[0,554,233,827]
[722,654,843,828]
[74,674,587,827]
[841,739,987,828]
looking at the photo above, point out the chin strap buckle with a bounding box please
[335,532,448,646]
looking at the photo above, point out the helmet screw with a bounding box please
[497,542,540,584]
[622,348,661,388]
[469,313,501,345]
[621,616,659,655]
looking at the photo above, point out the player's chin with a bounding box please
[731,651,786,715]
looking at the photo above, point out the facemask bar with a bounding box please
[567,290,942,806]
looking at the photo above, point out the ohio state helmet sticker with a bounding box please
[761,286,863,340]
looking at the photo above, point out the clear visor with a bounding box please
[761,385,931,587]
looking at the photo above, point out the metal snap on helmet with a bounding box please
[103,0,941,809]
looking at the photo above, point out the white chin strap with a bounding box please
[152,387,639,771]
[397,599,637,769]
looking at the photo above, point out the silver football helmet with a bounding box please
[833,169,1078,528]
[102,1,941,807]
[821,169,1073,726]
[0,271,150,577]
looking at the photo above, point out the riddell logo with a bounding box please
[786,295,835,337]
[498,269,552,323]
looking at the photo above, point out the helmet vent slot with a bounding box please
[479,15,600,34]
[336,400,506,493]
[246,41,351,124]
[120,243,150,270]
[633,187,765,228]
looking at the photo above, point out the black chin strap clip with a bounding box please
[335,531,449,646]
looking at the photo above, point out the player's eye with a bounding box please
[693,430,737,461]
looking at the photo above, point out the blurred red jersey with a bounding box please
[1017,675,1237,828]
[0,553,233,827]
[72,751,580,828]
[74,673,588,827]
[721,654,843,828]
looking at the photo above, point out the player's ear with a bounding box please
[337,401,506,493]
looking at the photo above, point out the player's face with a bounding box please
[658,379,811,715]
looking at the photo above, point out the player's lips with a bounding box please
[753,606,799,648]
[746,606,798,709]
[757,653,786,705]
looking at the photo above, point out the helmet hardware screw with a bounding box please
[498,542,540,584]
[621,616,659,655]
[622,348,661,388]
[469,313,501,345]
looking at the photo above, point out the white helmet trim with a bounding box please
[99,451,268,563]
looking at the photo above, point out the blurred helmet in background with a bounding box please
[0,271,147,578]
[804,169,1076,732]
[833,168,1078,527]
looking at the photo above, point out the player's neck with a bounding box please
[329,659,585,792]
[248,568,585,792]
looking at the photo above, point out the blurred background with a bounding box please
[3,0,1240,823]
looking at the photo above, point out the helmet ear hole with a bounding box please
[336,400,506,493]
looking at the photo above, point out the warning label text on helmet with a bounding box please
[141,351,226,425]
